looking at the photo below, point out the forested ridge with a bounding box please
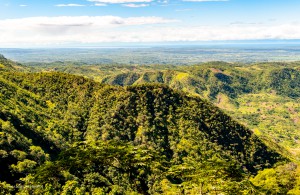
[39,60,300,155]
[1,55,300,194]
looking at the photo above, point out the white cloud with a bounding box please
[0,16,173,28]
[19,4,28,7]
[55,4,86,7]
[94,3,107,6]
[175,9,192,11]
[158,0,168,3]
[122,3,149,7]
[88,0,152,4]
[183,0,228,2]
[1,16,300,46]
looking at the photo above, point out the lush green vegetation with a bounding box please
[1,55,298,194]
[38,61,300,157]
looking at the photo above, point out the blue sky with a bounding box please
[1,0,300,47]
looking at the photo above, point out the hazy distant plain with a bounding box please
[1,44,300,65]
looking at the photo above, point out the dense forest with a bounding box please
[33,60,300,157]
[1,55,300,194]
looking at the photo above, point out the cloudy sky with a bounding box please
[1,0,300,47]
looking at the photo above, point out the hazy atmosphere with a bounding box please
[1,0,300,47]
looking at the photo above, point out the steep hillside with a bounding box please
[0,69,288,194]
[0,54,30,72]
[43,61,300,155]
[0,54,15,71]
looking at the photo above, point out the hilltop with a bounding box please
[37,61,300,156]
[0,60,290,194]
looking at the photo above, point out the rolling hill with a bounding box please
[38,61,300,157]
[0,57,292,194]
